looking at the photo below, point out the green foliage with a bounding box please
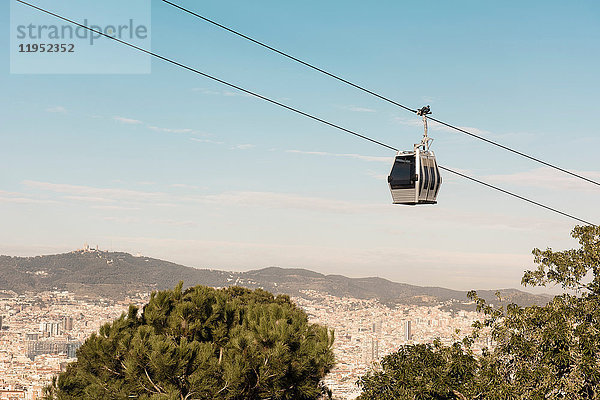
[45,284,334,400]
[358,225,600,399]
[357,341,477,400]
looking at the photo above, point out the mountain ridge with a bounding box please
[0,250,551,307]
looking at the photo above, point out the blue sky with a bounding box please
[1,0,599,292]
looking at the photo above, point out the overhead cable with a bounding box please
[161,0,600,188]
[14,0,596,227]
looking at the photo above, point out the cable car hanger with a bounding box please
[388,106,442,205]
[416,105,433,152]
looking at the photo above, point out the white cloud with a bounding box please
[22,180,166,203]
[147,126,196,134]
[0,190,57,204]
[190,138,225,145]
[91,205,141,211]
[190,139,255,149]
[438,166,476,184]
[103,216,139,223]
[342,105,376,113]
[19,180,379,214]
[393,117,422,128]
[113,116,143,125]
[15,178,572,231]
[201,191,385,214]
[102,216,196,227]
[154,219,198,228]
[223,90,252,98]
[365,170,388,181]
[286,149,392,163]
[63,195,115,203]
[170,183,201,190]
[441,124,492,137]
[484,167,600,192]
[192,87,252,98]
[394,117,492,137]
[234,144,255,150]
[409,205,568,232]
[113,117,201,135]
[46,106,67,113]
[192,88,220,95]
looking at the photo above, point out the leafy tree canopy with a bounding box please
[358,225,600,400]
[45,284,334,400]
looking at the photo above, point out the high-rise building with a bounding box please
[26,339,82,360]
[404,320,412,341]
[372,320,382,336]
[371,337,379,360]
[63,317,74,331]
[40,321,61,336]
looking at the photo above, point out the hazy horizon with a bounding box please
[0,244,563,295]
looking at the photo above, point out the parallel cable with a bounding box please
[13,0,596,227]
[13,0,396,152]
[429,117,600,187]
[160,0,418,115]
[439,166,595,226]
[161,0,600,188]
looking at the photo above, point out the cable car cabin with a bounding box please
[388,149,441,205]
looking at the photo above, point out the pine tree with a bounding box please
[45,284,334,400]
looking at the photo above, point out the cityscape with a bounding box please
[2,0,598,398]
[0,286,485,400]
[0,289,147,400]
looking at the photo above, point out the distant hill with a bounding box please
[0,250,551,307]
[0,250,229,299]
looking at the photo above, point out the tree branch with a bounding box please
[453,390,469,400]
[144,367,165,394]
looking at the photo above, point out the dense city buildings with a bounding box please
[0,290,148,400]
[294,290,485,399]
[0,288,484,400]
